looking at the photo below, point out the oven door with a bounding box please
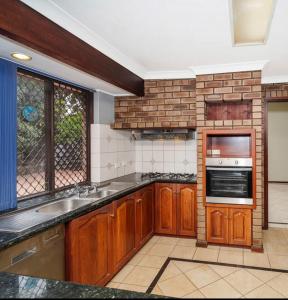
[206,167,252,205]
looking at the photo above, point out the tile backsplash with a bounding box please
[91,124,197,182]
[135,136,197,174]
[91,124,135,182]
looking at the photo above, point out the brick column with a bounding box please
[195,71,263,251]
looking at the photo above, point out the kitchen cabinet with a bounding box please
[206,207,229,244]
[66,204,114,286]
[206,205,251,246]
[229,208,252,246]
[155,183,197,237]
[155,183,177,235]
[135,185,154,249]
[113,195,136,272]
[177,184,197,236]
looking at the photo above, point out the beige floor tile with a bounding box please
[218,249,243,265]
[117,283,147,293]
[185,264,220,288]
[245,284,284,298]
[137,241,155,255]
[148,235,160,244]
[266,273,288,297]
[220,246,244,252]
[158,262,182,282]
[158,273,197,297]
[207,244,220,250]
[193,247,219,262]
[138,255,166,269]
[151,284,164,296]
[177,238,196,247]
[127,253,145,266]
[122,265,159,287]
[147,243,175,257]
[246,268,281,283]
[174,260,204,272]
[156,236,179,245]
[200,278,242,298]
[111,265,134,283]
[170,245,196,260]
[183,290,205,298]
[225,269,263,294]
[268,254,288,270]
[244,252,270,268]
[208,264,238,277]
[106,282,120,288]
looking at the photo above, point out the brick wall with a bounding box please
[196,71,264,250]
[262,83,288,98]
[113,79,196,129]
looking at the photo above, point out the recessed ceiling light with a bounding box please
[231,0,276,46]
[11,52,32,61]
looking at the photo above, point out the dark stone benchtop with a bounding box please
[0,173,196,251]
[0,272,165,299]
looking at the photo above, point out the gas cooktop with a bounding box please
[141,172,196,180]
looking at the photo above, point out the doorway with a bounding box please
[265,100,288,228]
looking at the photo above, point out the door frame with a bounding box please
[264,97,288,229]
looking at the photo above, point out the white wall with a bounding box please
[91,124,135,182]
[135,137,197,174]
[268,102,288,181]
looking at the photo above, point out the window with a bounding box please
[17,70,92,199]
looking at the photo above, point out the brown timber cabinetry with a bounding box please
[155,183,197,237]
[66,203,114,286]
[206,205,252,246]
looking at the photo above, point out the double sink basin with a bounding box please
[0,182,137,233]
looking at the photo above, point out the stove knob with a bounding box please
[235,160,239,165]
[219,160,223,165]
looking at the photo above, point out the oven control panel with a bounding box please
[206,157,252,167]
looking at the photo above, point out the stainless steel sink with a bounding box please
[86,189,119,199]
[35,198,92,214]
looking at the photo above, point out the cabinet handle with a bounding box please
[109,214,115,218]
[136,199,142,203]
[11,247,37,265]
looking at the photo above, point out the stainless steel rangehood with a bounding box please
[131,129,195,140]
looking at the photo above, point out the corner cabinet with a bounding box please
[155,183,197,237]
[66,203,114,286]
[206,205,251,246]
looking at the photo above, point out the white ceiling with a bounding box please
[13,0,288,92]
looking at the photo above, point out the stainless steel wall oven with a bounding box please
[206,158,253,205]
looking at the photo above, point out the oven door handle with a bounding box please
[206,167,252,171]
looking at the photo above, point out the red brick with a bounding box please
[157,80,173,87]
[196,88,214,95]
[165,86,181,92]
[173,79,189,85]
[214,87,233,94]
[223,80,242,87]
[173,91,190,98]
[149,87,165,93]
[165,98,180,104]
[223,93,242,100]
[196,82,204,88]
[205,94,223,101]
[243,79,261,86]
[233,72,252,79]
[233,86,251,92]
[242,92,262,99]
[213,73,232,80]
[145,81,157,87]
[181,85,195,91]
[205,81,223,88]
[197,74,213,81]
[252,71,261,78]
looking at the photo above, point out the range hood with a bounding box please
[131,129,195,140]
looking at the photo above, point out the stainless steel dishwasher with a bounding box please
[0,224,65,280]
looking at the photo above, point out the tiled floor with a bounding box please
[106,228,288,297]
[269,183,288,224]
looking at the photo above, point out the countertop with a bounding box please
[0,173,197,250]
[0,173,195,298]
[0,272,164,299]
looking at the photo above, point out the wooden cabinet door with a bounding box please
[206,207,229,244]
[155,183,176,235]
[113,195,136,272]
[229,208,252,246]
[66,204,114,286]
[177,184,197,237]
[136,185,154,248]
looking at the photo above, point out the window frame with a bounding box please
[17,68,93,201]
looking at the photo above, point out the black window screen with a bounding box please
[17,70,91,199]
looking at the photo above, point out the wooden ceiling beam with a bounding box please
[0,0,144,96]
